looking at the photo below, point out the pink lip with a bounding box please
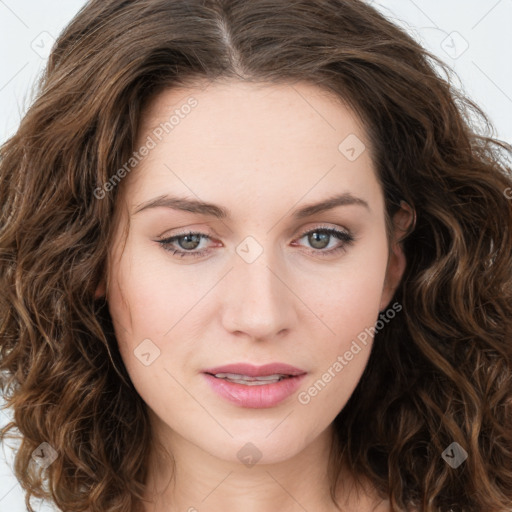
[202,363,307,409]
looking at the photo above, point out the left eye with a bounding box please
[295,228,354,252]
[157,227,355,258]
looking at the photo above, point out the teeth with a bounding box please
[214,373,286,381]
[228,379,279,385]
[213,372,288,385]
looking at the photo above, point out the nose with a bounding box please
[220,247,297,342]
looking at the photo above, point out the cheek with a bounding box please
[106,244,206,391]
[301,234,389,412]
[293,228,389,417]
[296,279,385,423]
[105,253,178,408]
[107,243,189,339]
[304,229,389,344]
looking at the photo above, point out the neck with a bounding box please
[140,411,388,512]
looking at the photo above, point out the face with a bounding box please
[99,80,408,465]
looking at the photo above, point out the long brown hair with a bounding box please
[1,1,511,511]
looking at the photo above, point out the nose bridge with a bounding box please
[220,239,295,339]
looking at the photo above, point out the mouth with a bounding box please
[202,363,307,408]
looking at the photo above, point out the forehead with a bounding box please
[123,79,381,216]
[138,79,364,150]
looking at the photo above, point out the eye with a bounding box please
[158,231,213,258]
[292,226,355,256]
[157,226,355,259]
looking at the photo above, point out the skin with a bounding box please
[96,80,413,512]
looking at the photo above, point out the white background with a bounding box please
[1,1,511,510]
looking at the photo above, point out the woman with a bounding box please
[1,1,511,511]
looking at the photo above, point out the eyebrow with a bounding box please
[133,192,370,218]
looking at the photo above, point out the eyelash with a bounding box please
[157,226,355,259]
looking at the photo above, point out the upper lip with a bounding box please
[203,363,306,377]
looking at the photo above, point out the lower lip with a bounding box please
[203,373,306,408]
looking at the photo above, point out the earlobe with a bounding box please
[94,278,106,300]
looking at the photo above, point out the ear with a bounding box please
[379,201,415,311]
[94,277,106,300]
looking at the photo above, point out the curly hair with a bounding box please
[1,0,511,511]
